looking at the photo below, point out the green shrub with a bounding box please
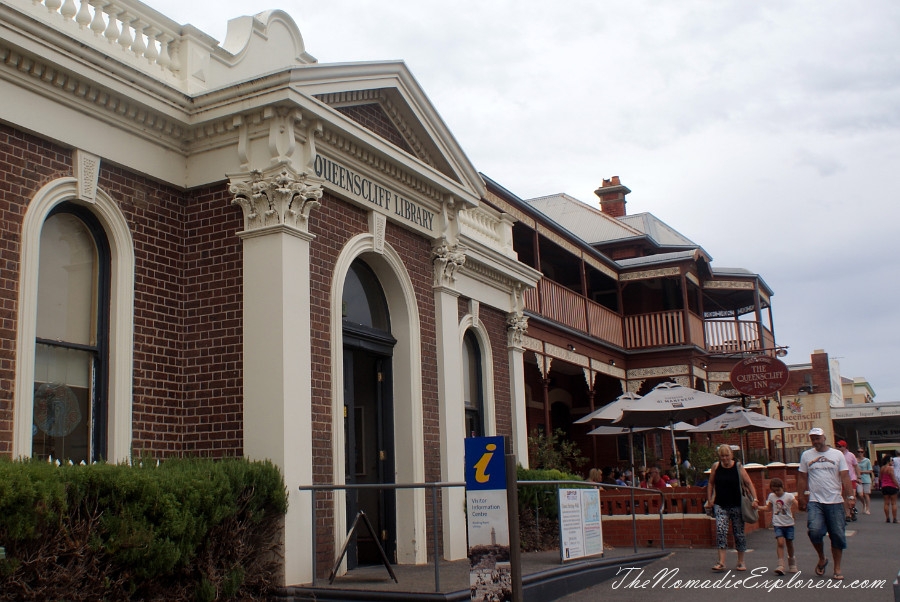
[517,466,584,522]
[526,428,588,473]
[516,466,585,551]
[0,457,287,601]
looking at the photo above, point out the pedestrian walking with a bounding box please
[704,444,757,573]
[797,427,855,581]
[855,447,873,515]
[836,440,858,521]
[762,477,798,575]
[878,454,898,523]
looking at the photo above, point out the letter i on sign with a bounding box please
[465,436,506,491]
[474,444,496,483]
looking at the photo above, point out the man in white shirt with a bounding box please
[797,427,855,581]
[836,440,858,520]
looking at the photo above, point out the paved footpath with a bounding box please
[560,501,900,601]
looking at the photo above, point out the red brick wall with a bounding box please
[333,103,414,156]
[482,305,512,439]
[180,183,244,455]
[0,124,248,459]
[99,162,188,456]
[307,191,441,570]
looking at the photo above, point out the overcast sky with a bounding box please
[150,0,900,401]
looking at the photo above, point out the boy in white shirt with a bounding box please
[763,478,798,575]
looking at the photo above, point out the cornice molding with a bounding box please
[0,42,188,149]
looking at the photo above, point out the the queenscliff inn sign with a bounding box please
[314,155,436,232]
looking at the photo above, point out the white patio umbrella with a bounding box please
[688,406,793,463]
[587,422,694,484]
[575,392,643,485]
[613,382,735,481]
[574,391,642,424]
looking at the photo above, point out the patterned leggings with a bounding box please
[714,504,747,551]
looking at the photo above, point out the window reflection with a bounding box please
[33,207,106,463]
[342,259,390,332]
[463,331,484,438]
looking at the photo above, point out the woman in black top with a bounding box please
[705,444,758,572]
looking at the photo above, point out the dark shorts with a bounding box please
[807,502,846,550]
[773,525,794,540]
[883,486,899,496]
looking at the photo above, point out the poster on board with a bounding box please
[558,488,603,562]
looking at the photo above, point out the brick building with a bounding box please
[0,0,544,584]
[1,0,788,586]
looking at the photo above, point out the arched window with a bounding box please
[32,204,110,462]
[462,330,484,438]
[343,259,390,333]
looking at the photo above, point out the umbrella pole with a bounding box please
[740,430,746,464]
[629,429,635,487]
[641,434,647,480]
[670,420,680,484]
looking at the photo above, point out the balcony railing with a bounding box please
[705,319,774,354]
[525,278,771,353]
[624,311,685,348]
[524,279,623,347]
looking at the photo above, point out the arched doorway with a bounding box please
[342,258,396,567]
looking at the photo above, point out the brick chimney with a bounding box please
[594,176,631,218]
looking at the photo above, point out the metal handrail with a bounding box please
[298,479,667,591]
[299,481,465,591]
[515,480,667,554]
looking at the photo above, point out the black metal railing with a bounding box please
[298,480,667,592]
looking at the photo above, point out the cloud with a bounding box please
[145,0,900,399]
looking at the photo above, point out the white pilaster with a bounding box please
[433,239,468,560]
[507,311,530,467]
[232,165,321,586]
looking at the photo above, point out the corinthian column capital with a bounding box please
[507,311,529,349]
[230,165,323,234]
[432,239,467,288]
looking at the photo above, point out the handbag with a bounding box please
[739,464,758,523]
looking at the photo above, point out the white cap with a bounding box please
[809,427,825,436]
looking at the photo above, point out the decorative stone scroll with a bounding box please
[506,312,528,349]
[432,239,466,287]
[230,166,323,233]
[75,149,100,203]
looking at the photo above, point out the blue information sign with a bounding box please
[464,436,506,490]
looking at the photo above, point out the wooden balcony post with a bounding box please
[680,272,691,345]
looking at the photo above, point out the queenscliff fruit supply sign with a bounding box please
[730,356,789,396]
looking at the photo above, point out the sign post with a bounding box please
[730,356,790,397]
[465,436,512,601]
[730,355,790,462]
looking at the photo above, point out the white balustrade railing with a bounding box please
[22,0,185,78]
[458,205,516,258]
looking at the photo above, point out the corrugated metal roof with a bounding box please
[616,249,701,268]
[524,193,643,244]
[619,213,699,248]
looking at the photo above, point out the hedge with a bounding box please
[0,457,287,601]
